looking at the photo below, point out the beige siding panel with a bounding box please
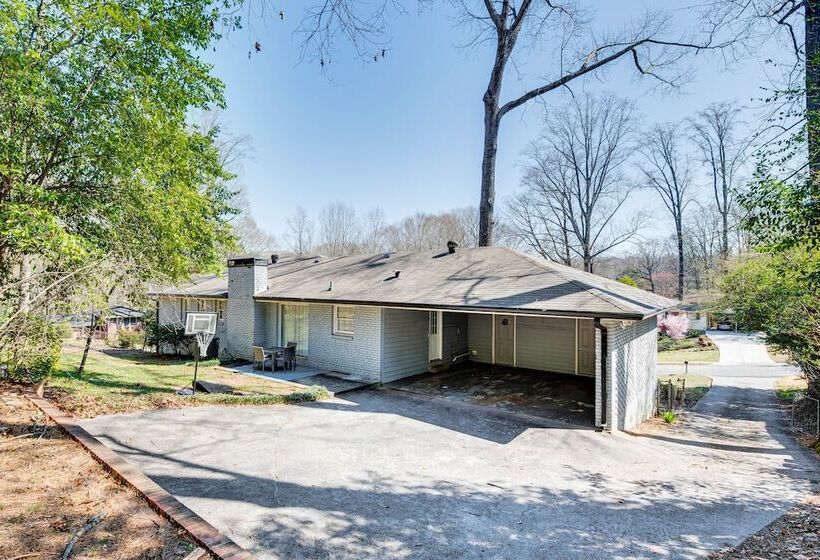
[467,314,493,363]
[442,312,468,361]
[515,316,575,374]
[382,309,429,383]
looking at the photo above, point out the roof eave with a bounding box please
[253,294,653,321]
[147,291,228,299]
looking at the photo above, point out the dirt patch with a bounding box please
[0,387,203,559]
[708,495,820,560]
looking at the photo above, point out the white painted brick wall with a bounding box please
[225,263,267,360]
[603,316,658,431]
[307,305,383,383]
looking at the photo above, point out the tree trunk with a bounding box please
[77,311,97,376]
[478,35,510,248]
[721,210,729,259]
[676,225,685,300]
[807,0,820,175]
[479,103,500,247]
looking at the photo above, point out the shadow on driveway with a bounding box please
[81,380,819,560]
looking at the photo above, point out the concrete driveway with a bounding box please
[709,331,776,366]
[81,373,818,560]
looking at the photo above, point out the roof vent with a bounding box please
[270,254,279,264]
[328,280,334,291]
[394,270,401,279]
[447,241,458,254]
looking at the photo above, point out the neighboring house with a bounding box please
[670,304,709,331]
[150,246,677,431]
[59,306,145,339]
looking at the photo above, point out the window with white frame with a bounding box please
[333,306,354,336]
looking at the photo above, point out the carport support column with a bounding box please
[594,319,609,431]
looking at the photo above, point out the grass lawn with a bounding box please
[658,373,713,408]
[658,347,720,364]
[46,341,328,418]
[657,333,720,364]
[774,375,808,401]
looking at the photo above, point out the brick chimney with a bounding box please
[225,256,269,360]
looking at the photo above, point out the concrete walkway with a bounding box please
[80,371,819,560]
[709,331,776,366]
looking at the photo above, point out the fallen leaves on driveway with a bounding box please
[709,495,820,560]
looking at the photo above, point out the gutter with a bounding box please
[252,295,651,322]
[594,318,608,431]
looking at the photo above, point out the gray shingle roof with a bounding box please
[255,247,677,320]
[149,273,229,298]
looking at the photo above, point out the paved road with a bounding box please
[661,331,794,378]
[82,374,818,559]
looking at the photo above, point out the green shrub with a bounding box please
[617,275,639,287]
[55,321,74,339]
[218,352,236,366]
[686,329,705,338]
[146,322,192,355]
[0,314,63,383]
[657,334,676,352]
[114,328,145,349]
[661,410,678,424]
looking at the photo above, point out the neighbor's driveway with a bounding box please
[709,331,776,366]
[81,370,818,560]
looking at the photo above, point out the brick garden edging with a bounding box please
[25,393,256,560]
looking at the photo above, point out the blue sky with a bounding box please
[205,1,779,240]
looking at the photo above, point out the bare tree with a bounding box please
[361,207,388,252]
[633,241,666,293]
[640,123,693,300]
[318,202,360,256]
[296,2,736,246]
[451,206,480,248]
[506,189,573,265]
[683,203,723,291]
[285,206,314,255]
[198,111,278,256]
[508,94,642,273]
[382,210,476,252]
[689,102,748,258]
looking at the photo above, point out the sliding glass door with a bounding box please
[281,304,309,357]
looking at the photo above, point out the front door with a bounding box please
[428,311,443,361]
[494,314,514,365]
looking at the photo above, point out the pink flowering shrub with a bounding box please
[658,314,689,340]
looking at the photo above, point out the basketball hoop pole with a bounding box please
[192,343,199,395]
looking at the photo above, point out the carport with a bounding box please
[388,362,596,426]
[384,309,598,426]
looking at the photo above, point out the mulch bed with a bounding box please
[0,386,204,559]
[708,496,820,560]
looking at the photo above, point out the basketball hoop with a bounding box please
[184,312,217,395]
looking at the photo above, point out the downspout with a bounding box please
[594,319,608,431]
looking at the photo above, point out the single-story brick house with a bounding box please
[150,246,677,431]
